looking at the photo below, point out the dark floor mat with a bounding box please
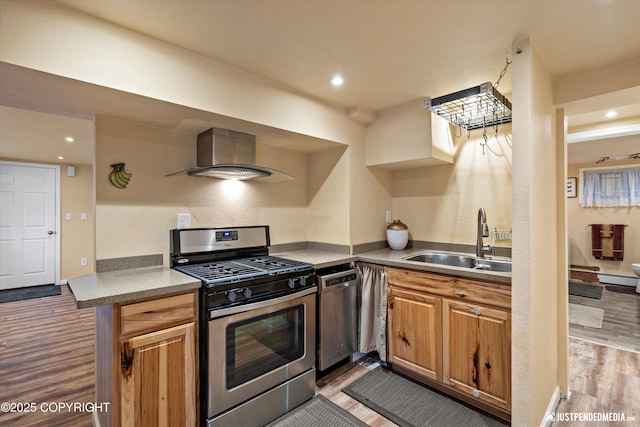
[0,284,60,303]
[569,281,603,299]
[342,367,508,427]
[605,285,639,295]
[266,395,368,427]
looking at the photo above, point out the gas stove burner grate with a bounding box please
[175,256,312,286]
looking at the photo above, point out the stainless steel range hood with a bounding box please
[168,127,294,182]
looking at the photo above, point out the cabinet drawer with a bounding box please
[120,292,196,336]
[388,267,511,309]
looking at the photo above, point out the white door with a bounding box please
[0,162,58,290]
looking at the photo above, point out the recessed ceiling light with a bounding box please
[330,75,344,87]
[604,111,618,118]
[64,136,75,142]
[58,156,65,160]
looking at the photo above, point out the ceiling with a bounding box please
[2,0,639,165]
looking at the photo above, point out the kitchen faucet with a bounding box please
[476,207,492,258]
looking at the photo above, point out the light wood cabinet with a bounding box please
[388,287,442,381]
[442,298,511,411]
[95,291,198,427]
[387,267,511,419]
[120,322,196,427]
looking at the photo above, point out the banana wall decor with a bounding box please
[109,163,132,189]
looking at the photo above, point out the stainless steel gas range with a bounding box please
[170,226,316,427]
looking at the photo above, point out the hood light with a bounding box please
[604,111,618,118]
[188,165,272,180]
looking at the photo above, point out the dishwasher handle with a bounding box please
[324,281,354,291]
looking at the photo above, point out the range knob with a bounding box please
[299,276,306,286]
[227,291,237,303]
[243,288,252,299]
[288,278,296,289]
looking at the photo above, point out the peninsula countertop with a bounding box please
[67,266,201,309]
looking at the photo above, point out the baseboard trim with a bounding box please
[597,272,637,287]
[540,385,562,427]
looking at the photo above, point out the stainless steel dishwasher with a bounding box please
[316,265,359,372]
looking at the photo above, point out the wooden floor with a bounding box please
[0,285,95,427]
[1,284,638,426]
[552,338,640,426]
[568,284,640,353]
[316,361,398,427]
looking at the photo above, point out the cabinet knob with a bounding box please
[474,307,482,316]
[472,389,480,398]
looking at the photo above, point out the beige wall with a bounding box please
[391,127,512,246]
[95,118,322,262]
[511,37,562,426]
[567,159,640,276]
[60,163,95,279]
[350,132,393,247]
[308,146,351,245]
[0,157,95,281]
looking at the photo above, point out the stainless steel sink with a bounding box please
[473,258,512,272]
[405,253,476,268]
[404,252,512,272]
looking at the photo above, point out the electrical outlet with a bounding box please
[65,213,72,221]
[385,211,391,223]
[81,212,87,220]
[81,258,88,266]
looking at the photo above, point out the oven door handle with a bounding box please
[209,286,318,319]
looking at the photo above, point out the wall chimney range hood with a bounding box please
[168,127,294,182]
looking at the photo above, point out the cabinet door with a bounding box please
[388,286,442,381]
[120,322,196,427]
[442,299,511,411]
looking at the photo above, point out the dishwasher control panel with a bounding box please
[324,272,357,287]
[317,265,359,291]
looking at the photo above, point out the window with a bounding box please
[579,165,640,207]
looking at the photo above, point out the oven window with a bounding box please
[226,305,304,389]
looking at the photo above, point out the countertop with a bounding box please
[272,249,358,269]
[275,247,512,285]
[357,248,512,284]
[68,247,510,309]
[67,266,201,309]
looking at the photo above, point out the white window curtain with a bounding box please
[579,165,640,207]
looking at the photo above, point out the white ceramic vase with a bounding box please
[386,219,409,250]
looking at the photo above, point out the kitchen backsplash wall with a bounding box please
[391,125,513,253]
[95,117,312,263]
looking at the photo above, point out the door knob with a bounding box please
[47,230,56,235]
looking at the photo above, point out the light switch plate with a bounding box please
[177,214,190,229]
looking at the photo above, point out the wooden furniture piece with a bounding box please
[95,291,198,427]
[387,267,511,421]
